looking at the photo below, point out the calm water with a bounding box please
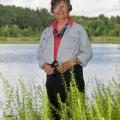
[0,44,120,102]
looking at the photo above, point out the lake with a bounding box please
[0,44,120,102]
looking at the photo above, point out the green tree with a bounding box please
[0,25,10,36]
[10,24,21,37]
[109,25,120,36]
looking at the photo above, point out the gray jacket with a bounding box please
[37,22,93,69]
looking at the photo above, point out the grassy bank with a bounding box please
[0,36,120,44]
[91,36,120,44]
[0,37,39,44]
[0,73,120,120]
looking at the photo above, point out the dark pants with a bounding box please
[46,64,85,120]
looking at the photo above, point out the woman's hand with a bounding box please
[57,60,72,73]
[57,58,80,73]
[43,63,55,75]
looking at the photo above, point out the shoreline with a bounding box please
[0,43,120,45]
[0,36,120,44]
[0,42,120,44]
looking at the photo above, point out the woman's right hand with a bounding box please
[43,63,55,75]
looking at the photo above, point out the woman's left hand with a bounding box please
[57,59,74,73]
[57,58,80,73]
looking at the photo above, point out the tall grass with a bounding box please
[0,73,120,120]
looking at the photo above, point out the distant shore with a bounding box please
[0,37,39,44]
[0,36,120,44]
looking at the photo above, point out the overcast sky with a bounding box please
[0,0,120,17]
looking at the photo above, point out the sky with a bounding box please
[0,0,120,17]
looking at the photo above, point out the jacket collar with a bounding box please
[51,17,73,30]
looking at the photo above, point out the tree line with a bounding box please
[0,4,120,37]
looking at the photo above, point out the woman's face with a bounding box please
[53,1,69,20]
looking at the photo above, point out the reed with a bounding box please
[0,73,120,120]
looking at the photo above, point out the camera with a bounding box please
[51,60,58,72]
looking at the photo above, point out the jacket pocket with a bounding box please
[63,37,79,49]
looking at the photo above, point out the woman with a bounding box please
[37,0,93,119]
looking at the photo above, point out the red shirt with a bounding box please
[51,18,73,61]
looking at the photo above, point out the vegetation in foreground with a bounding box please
[0,73,120,120]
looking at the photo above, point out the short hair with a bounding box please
[50,0,72,13]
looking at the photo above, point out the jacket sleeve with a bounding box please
[77,26,93,67]
[37,29,48,69]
